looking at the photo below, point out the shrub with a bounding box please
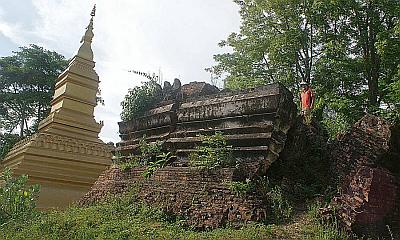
[139,137,164,165]
[142,152,174,179]
[0,168,40,224]
[115,137,173,178]
[226,179,255,196]
[120,80,162,121]
[119,160,141,171]
[189,131,234,170]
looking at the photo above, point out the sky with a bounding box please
[0,0,241,143]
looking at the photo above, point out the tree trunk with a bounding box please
[19,113,24,137]
[366,2,380,107]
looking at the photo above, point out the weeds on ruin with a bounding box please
[142,152,173,179]
[0,168,40,225]
[114,137,174,177]
[226,176,293,224]
[119,159,141,171]
[139,137,164,165]
[189,131,234,170]
[0,185,353,240]
[268,185,293,223]
[226,179,255,196]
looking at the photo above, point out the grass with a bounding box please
[0,190,353,240]
[301,202,352,240]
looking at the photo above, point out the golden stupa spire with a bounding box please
[77,4,96,61]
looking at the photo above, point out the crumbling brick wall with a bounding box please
[327,115,400,237]
[79,166,268,229]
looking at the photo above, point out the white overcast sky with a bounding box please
[0,0,241,143]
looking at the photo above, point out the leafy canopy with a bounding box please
[208,0,400,135]
[0,44,67,137]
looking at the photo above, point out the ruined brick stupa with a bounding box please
[1,6,112,208]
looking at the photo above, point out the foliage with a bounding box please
[139,137,164,165]
[0,188,354,240]
[189,131,234,170]
[227,176,293,223]
[142,152,174,179]
[303,202,351,240]
[0,44,67,137]
[0,188,277,240]
[114,138,173,178]
[0,168,40,225]
[120,80,162,121]
[208,0,400,138]
[267,185,293,223]
[226,178,255,196]
[0,133,21,161]
[118,159,141,171]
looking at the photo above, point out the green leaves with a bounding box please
[0,133,21,161]
[189,131,234,171]
[0,168,40,225]
[209,0,400,137]
[120,80,162,121]
[0,44,67,137]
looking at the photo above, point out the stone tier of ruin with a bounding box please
[116,82,297,178]
[81,82,297,227]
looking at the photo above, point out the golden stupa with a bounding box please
[1,5,112,209]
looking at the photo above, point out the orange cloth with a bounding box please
[301,88,314,110]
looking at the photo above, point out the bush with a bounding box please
[139,138,164,165]
[189,131,234,170]
[115,138,173,178]
[142,152,174,179]
[120,80,162,121]
[0,168,40,224]
[226,179,255,196]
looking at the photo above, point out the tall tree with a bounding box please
[0,44,67,137]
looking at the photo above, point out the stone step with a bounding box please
[117,133,170,147]
[175,146,269,154]
[168,132,272,143]
[166,132,272,150]
[119,125,172,141]
[175,112,276,132]
[171,123,273,138]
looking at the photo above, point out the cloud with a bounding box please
[0,0,240,143]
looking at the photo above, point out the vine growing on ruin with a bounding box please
[189,131,234,170]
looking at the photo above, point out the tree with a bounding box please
[207,0,324,91]
[0,45,67,137]
[208,0,400,134]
